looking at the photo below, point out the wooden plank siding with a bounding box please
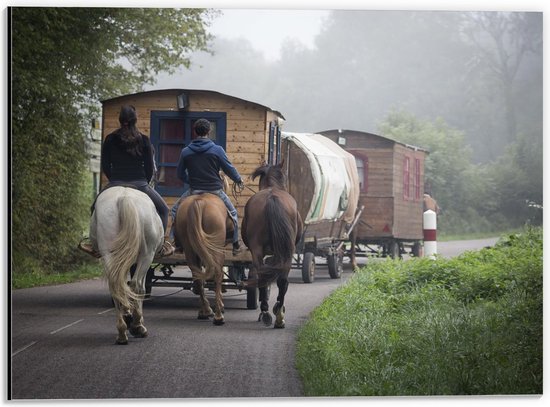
[319,129,427,242]
[100,89,284,233]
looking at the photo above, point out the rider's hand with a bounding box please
[237,181,245,190]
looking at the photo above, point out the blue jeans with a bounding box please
[170,189,239,243]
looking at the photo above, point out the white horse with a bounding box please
[89,186,164,345]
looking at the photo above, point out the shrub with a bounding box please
[296,227,542,396]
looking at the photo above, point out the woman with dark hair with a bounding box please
[80,105,174,257]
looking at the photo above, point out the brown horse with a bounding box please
[174,193,233,325]
[241,162,303,328]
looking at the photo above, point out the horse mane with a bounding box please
[251,164,286,190]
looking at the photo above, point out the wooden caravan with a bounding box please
[101,88,285,234]
[281,132,361,281]
[100,89,285,307]
[319,129,428,258]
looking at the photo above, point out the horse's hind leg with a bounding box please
[192,277,214,320]
[104,255,131,344]
[127,261,149,338]
[112,300,130,345]
[250,252,272,326]
[258,280,272,327]
[212,268,225,326]
[273,270,290,329]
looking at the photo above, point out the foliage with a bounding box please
[11,8,215,276]
[296,227,542,396]
[486,134,543,227]
[377,111,542,234]
[378,111,490,234]
[11,262,103,289]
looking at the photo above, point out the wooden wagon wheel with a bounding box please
[327,251,343,279]
[301,252,315,283]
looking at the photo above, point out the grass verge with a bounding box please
[12,262,103,289]
[437,227,523,242]
[296,227,542,396]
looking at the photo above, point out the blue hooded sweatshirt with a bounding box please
[176,138,242,191]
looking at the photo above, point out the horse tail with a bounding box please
[187,199,224,276]
[104,195,142,310]
[259,193,295,283]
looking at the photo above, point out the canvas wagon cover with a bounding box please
[282,132,359,225]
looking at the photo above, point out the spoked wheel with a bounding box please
[301,252,315,283]
[327,251,343,279]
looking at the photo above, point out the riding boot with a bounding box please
[78,239,101,258]
[159,236,175,257]
[232,241,242,256]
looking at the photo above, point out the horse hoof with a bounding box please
[213,318,225,326]
[116,339,128,345]
[273,302,285,315]
[129,326,148,338]
[274,321,285,329]
[260,311,273,327]
[197,314,211,320]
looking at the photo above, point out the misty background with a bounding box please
[149,9,542,164]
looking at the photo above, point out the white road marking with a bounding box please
[12,341,37,357]
[49,319,84,335]
[98,308,114,315]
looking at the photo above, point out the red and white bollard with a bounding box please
[423,209,437,259]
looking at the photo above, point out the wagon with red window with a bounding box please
[99,88,285,309]
[318,129,428,259]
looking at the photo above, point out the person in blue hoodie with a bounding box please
[170,118,244,255]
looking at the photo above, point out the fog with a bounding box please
[149,10,543,164]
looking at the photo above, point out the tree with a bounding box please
[460,12,542,145]
[486,134,543,227]
[378,111,499,234]
[10,7,215,275]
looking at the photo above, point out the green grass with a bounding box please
[437,227,523,242]
[296,227,542,396]
[12,262,103,289]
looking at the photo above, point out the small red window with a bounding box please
[414,158,421,200]
[403,157,410,200]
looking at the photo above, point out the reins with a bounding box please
[231,181,256,204]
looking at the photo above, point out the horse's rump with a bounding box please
[244,189,300,283]
[93,187,163,309]
[176,194,227,278]
[265,193,295,265]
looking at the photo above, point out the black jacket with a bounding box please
[101,130,154,183]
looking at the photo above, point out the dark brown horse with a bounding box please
[241,162,303,328]
[174,193,233,325]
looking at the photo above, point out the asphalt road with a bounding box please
[9,238,499,400]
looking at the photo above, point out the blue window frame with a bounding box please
[150,111,227,196]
